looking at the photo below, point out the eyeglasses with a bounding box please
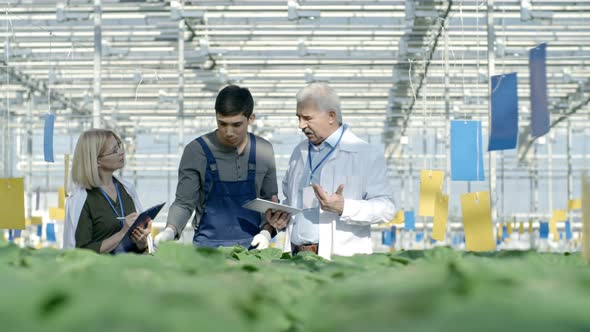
[98,141,124,158]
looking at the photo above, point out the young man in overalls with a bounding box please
[155,85,278,249]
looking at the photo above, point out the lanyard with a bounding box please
[307,126,345,183]
[99,180,124,226]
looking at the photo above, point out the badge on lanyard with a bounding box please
[307,127,346,180]
[99,180,125,228]
[302,186,318,209]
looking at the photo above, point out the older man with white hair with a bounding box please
[266,82,396,259]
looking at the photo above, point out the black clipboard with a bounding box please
[114,202,165,253]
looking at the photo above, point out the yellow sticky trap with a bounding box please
[461,191,495,252]
[568,199,581,211]
[553,210,567,222]
[58,186,65,209]
[549,218,558,241]
[431,192,448,241]
[497,224,503,241]
[392,210,405,224]
[519,222,525,235]
[506,222,513,235]
[528,219,533,234]
[582,175,590,262]
[418,170,445,217]
[0,178,26,230]
[49,207,65,221]
[30,216,43,225]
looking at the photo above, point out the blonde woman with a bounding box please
[63,129,153,254]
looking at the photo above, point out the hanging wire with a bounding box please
[500,0,507,75]
[422,48,428,170]
[491,74,505,95]
[48,31,52,115]
[475,0,481,110]
[460,1,467,119]
[476,120,481,181]
[422,51,427,128]
[440,17,456,169]
[134,72,144,102]
[5,6,10,179]
[408,58,417,106]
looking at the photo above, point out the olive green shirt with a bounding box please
[75,179,139,253]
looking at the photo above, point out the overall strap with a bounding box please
[196,137,220,182]
[247,133,257,181]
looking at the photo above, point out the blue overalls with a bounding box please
[193,133,261,248]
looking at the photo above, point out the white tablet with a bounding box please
[243,198,302,215]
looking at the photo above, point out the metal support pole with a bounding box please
[400,170,405,210]
[27,91,33,218]
[548,136,553,212]
[532,145,539,227]
[408,142,414,212]
[443,18,451,196]
[500,151,504,219]
[132,136,138,188]
[529,165,535,213]
[441,20,452,239]
[177,1,185,154]
[3,11,10,178]
[486,0,497,222]
[167,133,171,202]
[566,119,573,201]
[93,0,102,128]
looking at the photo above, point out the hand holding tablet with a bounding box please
[243,196,298,230]
[242,198,301,214]
[127,202,165,233]
[115,202,166,253]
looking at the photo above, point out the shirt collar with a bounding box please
[211,130,250,154]
[311,125,343,151]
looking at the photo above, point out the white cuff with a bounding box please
[340,199,360,221]
[259,229,272,241]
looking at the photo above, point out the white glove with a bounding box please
[250,230,271,249]
[154,227,175,247]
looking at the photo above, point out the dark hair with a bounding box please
[215,85,254,118]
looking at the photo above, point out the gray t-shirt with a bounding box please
[166,130,278,238]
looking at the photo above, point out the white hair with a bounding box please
[296,82,342,124]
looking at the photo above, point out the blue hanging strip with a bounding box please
[565,221,572,240]
[46,223,56,242]
[43,113,55,162]
[404,211,415,231]
[415,233,424,242]
[489,72,519,151]
[539,222,549,239]
[529,43,550,138]
[450,120,485,181]
[382,230,392,246]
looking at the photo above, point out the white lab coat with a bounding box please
[281,126,395,259]
[63,175,153,253]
